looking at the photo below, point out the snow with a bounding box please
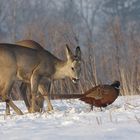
[0,96,140,140]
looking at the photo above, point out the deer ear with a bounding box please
[65,44,73,60]
[75,46,81,60]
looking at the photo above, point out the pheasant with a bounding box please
[79,81,120,110]
[49,81,120,110]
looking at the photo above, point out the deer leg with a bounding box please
[47,81,53,111]
[30,72,41,113]
[90,105,93,111]
[20,83,31,112]
[2,80,23,115]
[2,96,23,115]
[38,84,53,112]
[100,107,103,111]
[30,93,36,113]
[35,94,44,112]
[23,82,44,113]
[5,102,10,115]
[6,99,23,115]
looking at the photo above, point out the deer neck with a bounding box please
[53,60,70,80]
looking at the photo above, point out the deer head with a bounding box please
[65,44,81,83]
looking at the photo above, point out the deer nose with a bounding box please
[72,78,79,83]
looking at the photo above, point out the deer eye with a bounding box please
[71,67,74,71]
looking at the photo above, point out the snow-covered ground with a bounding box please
[0,96,140,140]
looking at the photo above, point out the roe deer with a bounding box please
[0,42,81,115]
[49,81,120,110]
